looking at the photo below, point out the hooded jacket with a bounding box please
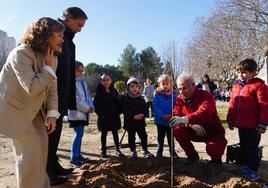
[153,91,177,126]
[68,75,94,127]
[227,78,268,129]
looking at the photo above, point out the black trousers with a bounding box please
[146,101,154,118]
[239,128,261,171]
[47,115,63,176]
[156,124,173,153]
[127,127,148,152]
[101,130,120,153]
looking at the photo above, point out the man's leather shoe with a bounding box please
[55,165,74,176]
[49,175,68,186]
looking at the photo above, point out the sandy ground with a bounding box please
[1,108,268,187]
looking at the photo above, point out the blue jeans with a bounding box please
[71,125,85,161]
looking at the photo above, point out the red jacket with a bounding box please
[173,89,225,136]
[227,78,268,129]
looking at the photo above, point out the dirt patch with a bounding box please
[1,107,268,188]
[59,157,265,188]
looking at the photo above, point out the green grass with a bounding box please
[84,101,229,133]
[216,101,229,128]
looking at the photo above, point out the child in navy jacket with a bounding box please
[121,77,154,160]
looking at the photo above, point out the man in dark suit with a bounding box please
[47,7,88,185]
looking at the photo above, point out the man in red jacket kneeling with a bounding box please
[170,74,227,164]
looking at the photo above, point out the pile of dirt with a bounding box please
[67,157,265,188]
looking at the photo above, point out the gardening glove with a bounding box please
[190,124,206,136]
[169,116,189,128]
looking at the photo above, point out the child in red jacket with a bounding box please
[227,58,268,181]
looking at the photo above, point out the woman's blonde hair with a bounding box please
[20,17,65,54]
[157,74,172,83]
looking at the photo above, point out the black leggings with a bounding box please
[101,130,120,152]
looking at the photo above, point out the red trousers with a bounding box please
[174,127,227,160]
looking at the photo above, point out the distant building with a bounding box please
[0,30,16,70]
[257,57,268,85]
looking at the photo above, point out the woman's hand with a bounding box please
[44,47,56,71]
[46,117,57,134]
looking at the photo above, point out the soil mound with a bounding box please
[67,157,265,188]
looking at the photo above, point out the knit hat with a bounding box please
[127,76,140,88]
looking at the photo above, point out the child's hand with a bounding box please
[228,124,234,130]
[256,127,266,134]
[162,114,171,120]
[87,107,93,113]
[134,114,144,120]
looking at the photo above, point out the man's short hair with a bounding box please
[60,7,88,21]
[176,74,195,85]
[236,58,257,73]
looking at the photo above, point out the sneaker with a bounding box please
[229,166,247,175]
[70,159,83,167]
[77,155,89,163]
[143,151,154,159]
[115,150,125,157]
[131,151,138,160]
[156,149,163,158]
[242,168,260,181]
[101,151,108,158]
[156,152,163,158]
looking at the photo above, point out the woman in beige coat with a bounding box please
[0,17,64,188]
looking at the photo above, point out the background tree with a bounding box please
[180,0,268,87]
[84,62,124,94]
[118,44,139,78]
[139,46,163,82]
[161,40,184,80]
[114,80,126,94]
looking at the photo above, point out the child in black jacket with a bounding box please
[93,73,124,158]
[122,77,154,160]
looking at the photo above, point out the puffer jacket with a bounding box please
[153,91,177,126]
[122,94,148,131]
[227,78,268,129]
[68,75,94,127]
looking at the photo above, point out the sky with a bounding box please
[0,0,215,66]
